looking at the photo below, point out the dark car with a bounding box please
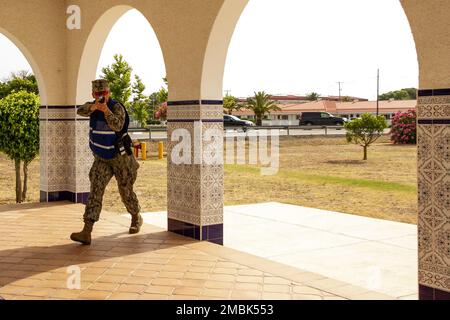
[299,112,347,126]
[224,114,255,131]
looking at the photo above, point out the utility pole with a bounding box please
[376,69,380,116]
[224,89,231,96]
[337,82,343,102]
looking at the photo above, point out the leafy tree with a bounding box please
[148,92,159,120]
[404,88,417,99]
[223,94,242,115]
[0,91,40,202]
[379,88,417,101]
[130,75,150,128]
[306,92,320,101]
[344,113,388,160]
[0,71,38,99]
[156,87,168,105]
[132,75,146,100]
[100,57,169,125]
[244,91,281,126]
[101,54,132,108]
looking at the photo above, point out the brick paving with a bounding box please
[0,202,394,300]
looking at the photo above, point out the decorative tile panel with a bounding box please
[39,120,47,192]
[75,120,93,193]
[45,120,75,192]
[166,101,224,243]
[39,106,91,203]
[200,122,224,226]
[417,92,450,297]
[417,96,450,120]
[168,104,223,120]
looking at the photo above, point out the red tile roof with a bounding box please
[326,96,369,101]
[336,100,416,112]
[233,100,416,116]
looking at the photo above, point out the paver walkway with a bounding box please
[0,202,393,300]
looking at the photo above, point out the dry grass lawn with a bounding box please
[0,136,418,224]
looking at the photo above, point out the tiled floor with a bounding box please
[138,202,418,300]
[0,202,393,300]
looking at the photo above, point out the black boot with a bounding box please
[129,213,143,234]
[70,219,94,245]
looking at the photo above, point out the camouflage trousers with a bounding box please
[84,153,141,222]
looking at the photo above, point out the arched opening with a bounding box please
[0,29,47,205]
[76,6,168,217]
[223,1,418,100]
[204,0,419,299]
[77,5,133,104]
[0,28,47,105]
[95,10,166,97]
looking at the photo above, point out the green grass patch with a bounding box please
[225,164,416,193]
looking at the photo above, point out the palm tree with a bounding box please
[306,92,320,101]
[245,91,281,126]
[223,94,242,115]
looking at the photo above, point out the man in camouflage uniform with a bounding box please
[70,79,143,245]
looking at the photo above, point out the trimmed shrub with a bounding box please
[155,102,167,121]
[390,109,416,144]
[0,90,40,202]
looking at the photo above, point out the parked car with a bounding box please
[299,112,347,126]
[224,114,255,131]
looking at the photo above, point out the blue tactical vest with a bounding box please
[89,98,130,159]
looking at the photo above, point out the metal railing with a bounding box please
[237,125,345,135]
[128,124,347,140]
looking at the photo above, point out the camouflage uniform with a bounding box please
[71,79,142,245]
[76,83,141,223]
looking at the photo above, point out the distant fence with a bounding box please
[239,125,346,135]
[128,125,350,141]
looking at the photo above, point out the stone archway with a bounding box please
[0,0,446,300]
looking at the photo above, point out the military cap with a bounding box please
[92,79,110,93]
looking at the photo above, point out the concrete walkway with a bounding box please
[139,202,418,300]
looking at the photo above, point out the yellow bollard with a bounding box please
[141,142,147,161]
[158,141,164,160]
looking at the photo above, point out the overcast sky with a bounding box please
[0,0,418,100]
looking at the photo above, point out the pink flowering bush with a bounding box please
[390,109,416,144]
[154,102,167,120]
